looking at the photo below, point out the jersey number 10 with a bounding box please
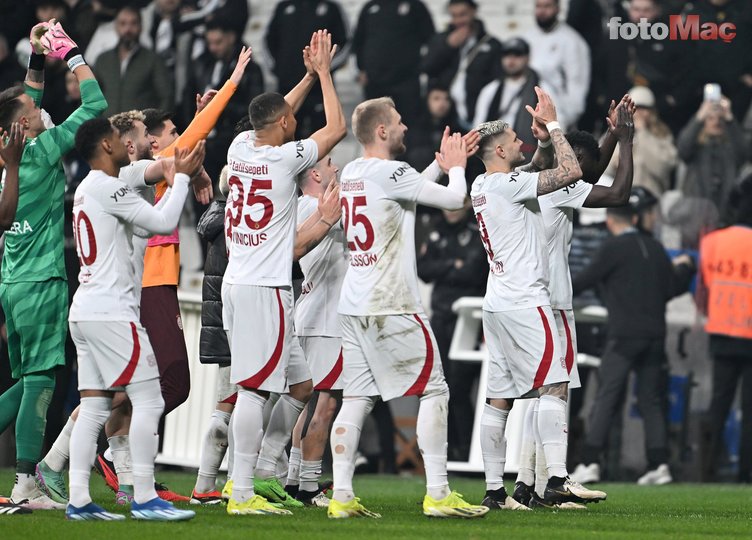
[73,210,97,267]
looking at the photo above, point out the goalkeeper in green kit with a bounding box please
[0,20,106,510]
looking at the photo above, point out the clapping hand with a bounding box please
[0,123,26,168]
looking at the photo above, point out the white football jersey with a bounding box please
[224,131,318,287]
[338,158,428,316]
[539,181,593,310]
[118,159,154,289]
[69,170,188,322]
[294,195,347,336]
[470,170,550,312]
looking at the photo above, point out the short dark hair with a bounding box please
[448,0,478,8]
[205,18,236,34]
[142,108,173,135]
[0,86,25,132]
[75,117,115,162]
[248,93,288,130]
[116,5,141,22]
[233,115,253,138]
[566,130,600,163]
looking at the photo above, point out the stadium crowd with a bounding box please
[0,0,750,521]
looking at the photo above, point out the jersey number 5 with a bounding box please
[341,195,374,251]
[73,210,97,267]
[228,176,274,230]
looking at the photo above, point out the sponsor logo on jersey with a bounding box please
[229,160,269,175]
[341,180,365,192]
[176,314,183,330]
[389,164,410,182]
[301,280,313,295]
[110,185,132,203]
[295,141,305,159]
[6,220,33,235]
[508,171,520,182]
[471,194,487,208]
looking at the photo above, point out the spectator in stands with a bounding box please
[604,86,677,197]
[207,0,250,38]
[0,34,24,91]
[606,0,697,132]
[352,0,434,127]
[525,0,590,129]
[472,37,551,151]
[417,199,487,461]
[570,188,695,486]
[421,0,502,130]
[182,18,264,183]
[265,0,349,138]
[676,96,747,234]
[95,6,173,117]
[699,176,752,483]
[405,85,462,172]
[685,0,752,122]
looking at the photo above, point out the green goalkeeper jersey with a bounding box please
[1,78,107,284]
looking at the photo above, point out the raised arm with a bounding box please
[308,31,347,160]
[415,134,467,210]
[25,23,49,95]
[517,116,554,173]
[525,87,583,195]
[294,180,340,260]
[0,124,26,230]
[584,102,634,207]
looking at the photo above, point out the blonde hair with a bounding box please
[219,165,230,197]
[352,97,396,145]
[109,110,145,137]
[475,120,510,160]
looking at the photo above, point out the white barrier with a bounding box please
[157,290,219,467]
[446,298,603,473]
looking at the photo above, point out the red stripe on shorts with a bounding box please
[404,315,434,396]
[112,322,141,387]
[238,288,284,389]
[560,310,575,374]
[221,392,238,405]
[532,307,554,389]
[315,348,343,391]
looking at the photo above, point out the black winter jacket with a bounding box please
[197,198,231,365]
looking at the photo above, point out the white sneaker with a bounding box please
[570,463,601,484]
[12,484,66,510]
[637,464,673,486]
[309,492,331,508]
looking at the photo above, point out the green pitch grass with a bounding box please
[1,469,751,539]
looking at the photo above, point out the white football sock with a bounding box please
[417,391,451,500]
[195,410,231,493]
[108,435,133,487]
[231,389,266,503]
[538,395,569,480]
[299,460,322,493]
[256,395,305,479]
[69,397,112,507]
[480,403,509,492]
[126,379,164,505]
[287,446,302,487]
[227,412,235,479]
[44,415,74,472]
[515,400,537,487]
[532,400,547,497]
[331,396,375,503]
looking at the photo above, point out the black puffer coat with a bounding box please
[197,198,230,365]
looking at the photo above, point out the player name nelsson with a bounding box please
[229,161,270,175]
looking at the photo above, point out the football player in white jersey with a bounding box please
[66,118,205,521]
[514,98,636,508]
[222,30,346,516]
[329,97,488,519]
[280,155,346,507]
[470,87,604,511]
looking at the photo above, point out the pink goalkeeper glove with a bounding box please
[40,22,79,60]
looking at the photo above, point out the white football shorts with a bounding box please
[298,336,343,391]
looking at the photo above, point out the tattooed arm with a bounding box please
[26,22,49,91]
[517,118,554,173]
[524,86,582,195]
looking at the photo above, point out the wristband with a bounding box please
[545,121,561,133]
[28,52,46,71]
[66,54,86,72]
[537,139,552,148]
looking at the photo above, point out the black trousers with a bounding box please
[705,353,752,482]
[582,337,670,470]
[431,311,480,460]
